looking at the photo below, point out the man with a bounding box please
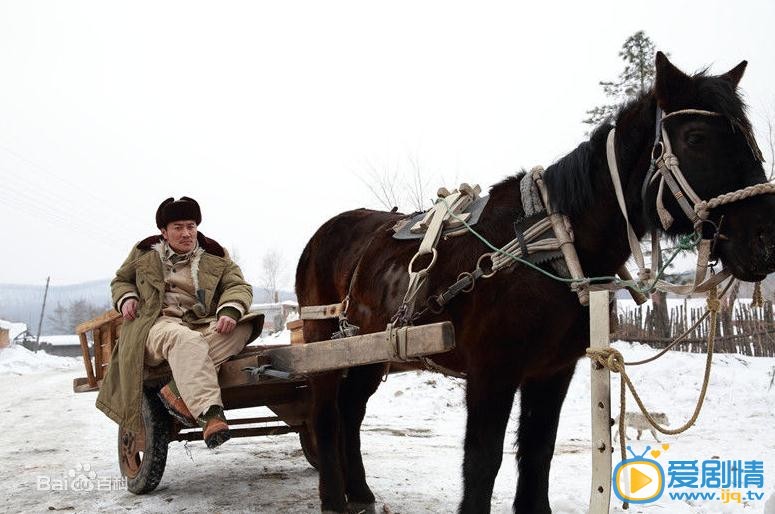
[96,197,262,448]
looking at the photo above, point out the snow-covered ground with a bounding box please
[1,339,774,513]
[0,319,28,341]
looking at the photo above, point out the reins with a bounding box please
[586,278,733,488]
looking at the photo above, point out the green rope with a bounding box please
[437,197,701,295]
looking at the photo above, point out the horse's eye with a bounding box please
[687,132,705,146]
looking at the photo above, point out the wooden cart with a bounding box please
[73,311,455,494]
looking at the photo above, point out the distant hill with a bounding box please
[0,280,111,335]
[0,280,296,336]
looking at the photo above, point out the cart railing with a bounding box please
[74,310,123,392]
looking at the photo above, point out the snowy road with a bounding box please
[1,343,774,513]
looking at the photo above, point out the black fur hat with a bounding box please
[156,197,202,228]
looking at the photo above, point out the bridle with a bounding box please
[606,106,775,294]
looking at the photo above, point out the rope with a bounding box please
[695,183,775,220]
[624,278,735,366]
[586,286,721,467]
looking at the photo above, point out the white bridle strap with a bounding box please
[606,129,648,279]
[607,126,728,294]
[606,107,775,295]
[654,125,704,230]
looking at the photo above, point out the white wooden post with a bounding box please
[589,290,612,513]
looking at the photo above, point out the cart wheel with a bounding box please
[298,426,319,470]
[118,389,171,494]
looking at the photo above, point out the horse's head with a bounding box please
[644,52,775,282]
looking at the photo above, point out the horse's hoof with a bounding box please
[347,502,377,514]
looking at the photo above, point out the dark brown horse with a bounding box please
[295,53,775,513]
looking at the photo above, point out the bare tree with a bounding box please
[359,161,402,211]
[406,154,431,212]
[360,154,435,212]
[261,249,284,303]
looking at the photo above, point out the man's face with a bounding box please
[161,220,198,253]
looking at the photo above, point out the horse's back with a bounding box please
[295,208,403,305]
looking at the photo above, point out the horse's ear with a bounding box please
[720,60,747,88]
[655,51,691,110]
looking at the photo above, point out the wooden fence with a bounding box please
[615,300,775,357]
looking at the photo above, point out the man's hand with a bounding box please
[121,299,138,321]
[215,315,237,334]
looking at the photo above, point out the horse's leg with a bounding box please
[459,370,518,514]
[513,364,575,514]
[310,372,349,513]
[338,364,387,513]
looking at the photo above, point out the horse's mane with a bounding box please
[539,124,612,218]
[488,126,610,219]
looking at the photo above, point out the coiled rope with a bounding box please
[586,284,724,469]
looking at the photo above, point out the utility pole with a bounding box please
[34,276,50,353]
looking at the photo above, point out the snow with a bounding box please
[0,319,28,341]
[248,328,293,346]
[0,340,773,513]
[0,344,80,375]
[40,335,81,346]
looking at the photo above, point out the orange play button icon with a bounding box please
[630,467,653,493]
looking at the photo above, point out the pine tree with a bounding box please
[584,31,658,128]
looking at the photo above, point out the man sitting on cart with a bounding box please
[96,196,262,448]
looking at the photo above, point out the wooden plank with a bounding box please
[73,376,99,393]
[76,310,121,335]
[286,319,304,344]
[589,290,612,514]
[217,353,273,389]
[266,322,455,376]
[78,333,97,388]
[300,303,343,320]
[173,424,296,442]
[221,382,306,411]
[227,416,284,426]
[93,327,103,380]
[99,323,115,377]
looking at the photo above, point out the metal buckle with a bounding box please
[476,253,497,279]
[408,248,438,276]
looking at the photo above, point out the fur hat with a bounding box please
[156,197,202,228]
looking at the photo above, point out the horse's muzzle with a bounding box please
[715,198,775,282]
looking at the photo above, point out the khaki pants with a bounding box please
[145,316,252,419]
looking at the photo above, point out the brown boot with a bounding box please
[158,383,197,427]
[199,405,231,449]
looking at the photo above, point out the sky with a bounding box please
[1,1,774,291]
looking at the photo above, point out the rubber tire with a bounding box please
[118,389,171,494]
[298,426,319,470]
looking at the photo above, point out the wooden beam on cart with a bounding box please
[266,321,455,377]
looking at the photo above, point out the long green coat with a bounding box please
[96,233,262,433]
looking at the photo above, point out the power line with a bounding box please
[0,144,148,234]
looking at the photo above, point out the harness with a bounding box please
[299,106,775,378]
[604,107,775,297]
[391,106,775,323]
